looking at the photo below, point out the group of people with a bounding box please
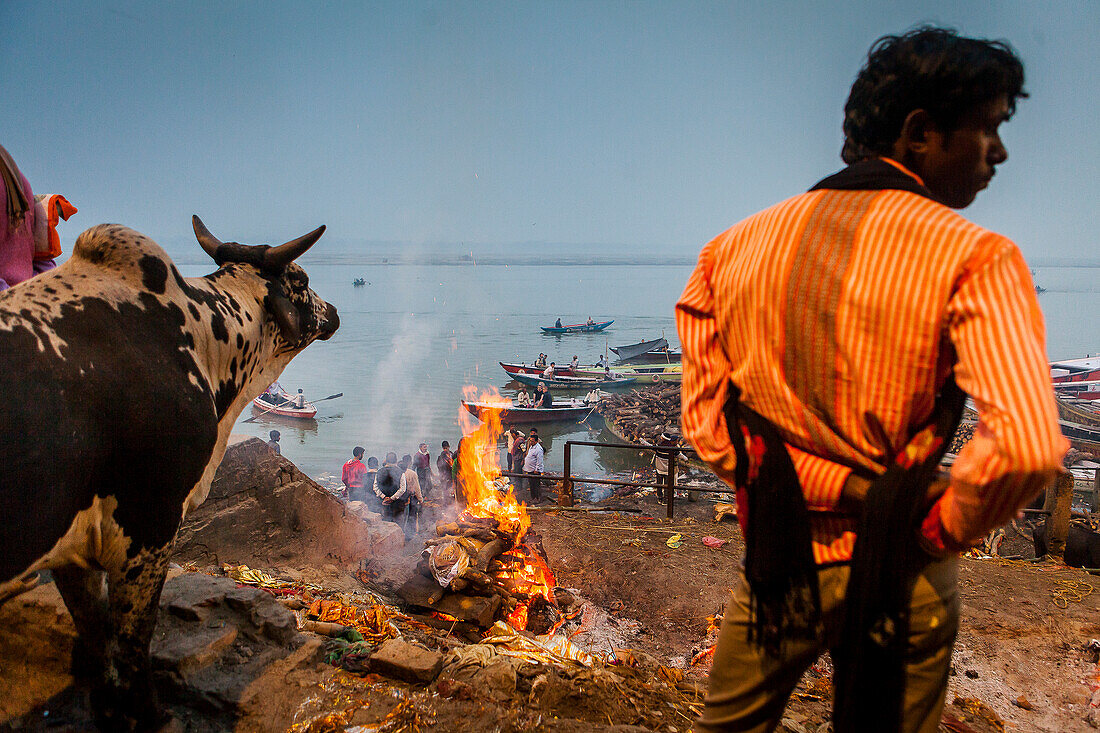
[260,381,307,408]
[339,441,456,535]
[513,381,555,408]
[551,317,596,328]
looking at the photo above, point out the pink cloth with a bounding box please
[0,162,40,291]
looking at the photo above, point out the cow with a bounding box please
[0,216,339,730]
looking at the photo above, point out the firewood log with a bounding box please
[436,522,460,536]
[458,567,494,588]
[457,537,485,556]
[425,585,446,605]
[475,538,507,571]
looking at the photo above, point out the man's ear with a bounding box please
[897,108,939,156]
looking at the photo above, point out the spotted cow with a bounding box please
[0,217,338,730]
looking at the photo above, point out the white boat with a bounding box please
[252,392,317,419]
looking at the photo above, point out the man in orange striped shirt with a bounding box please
[678,28,1066,733]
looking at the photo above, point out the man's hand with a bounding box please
[924,477,950,508]
[837,474,872,513]
[838,475,950,514]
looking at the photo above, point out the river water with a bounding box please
[165,242,1097,487]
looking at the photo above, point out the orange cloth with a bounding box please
[676,159,1066,564]
[34,194,76,260]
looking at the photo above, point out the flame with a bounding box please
[458,385,556,628]
[457,385,531,541]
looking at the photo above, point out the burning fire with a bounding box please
[457,385,532,540]
[457,386,557,624]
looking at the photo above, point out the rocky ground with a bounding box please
[3,439,1100,732]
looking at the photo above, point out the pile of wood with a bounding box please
[398,515,556,634]
[596,385,683,446]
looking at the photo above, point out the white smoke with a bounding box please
[360,311,439,453]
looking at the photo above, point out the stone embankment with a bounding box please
[174,436,405,569]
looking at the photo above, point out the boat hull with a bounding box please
[462,400,599,424]
[610,337,668,361]
[500,361,579,377]
[509,371,636,390]
[574,365,681,383]
[252,396,318,419]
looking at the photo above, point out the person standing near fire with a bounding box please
[374,452,406,521]
[398,454,423,536]
[522,431,544,503]
[505,427,525,473]
[436,441,454,500]
[341,447,368,501]
[678,27,1065,733]
[414,442,434,498]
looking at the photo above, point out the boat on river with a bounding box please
[500,361,579,377]
[509,372,636,390]
[610,337,668,361]
[462,399,600,424]
[1052,357,1100,384]
[252,393,318,419]
[540,320,614,334]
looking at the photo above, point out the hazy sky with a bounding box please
[2,1,1097,263]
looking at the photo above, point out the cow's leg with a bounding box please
[93,547,173,731]
[52,565,110,680]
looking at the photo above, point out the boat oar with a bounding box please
[243,392,343,423]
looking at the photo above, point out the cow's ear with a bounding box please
[267,291,301,343]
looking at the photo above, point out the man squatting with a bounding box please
[678,27,1067,733]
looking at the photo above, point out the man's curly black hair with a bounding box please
[841,26,1027,164]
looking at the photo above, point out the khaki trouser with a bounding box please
[695,556,959,733]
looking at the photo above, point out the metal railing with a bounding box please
[544,439,725,518]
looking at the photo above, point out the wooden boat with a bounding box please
[500,361,579,377]
[252,394,317,419]
[1058,418,1100,454]
[1052,358,1100,384]
[1053,380,1100,401]
[610,337,668,361]
[540,320,614,334]
[574,364,682,383]
[625,349,682,364]
[1056,395,1100,429]
[462,399,600,424]
[509,372,637,390]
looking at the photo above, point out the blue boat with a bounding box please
[540,319,614,334]
[509,371,636,390]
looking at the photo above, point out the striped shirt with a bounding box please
[676,158,1067,563]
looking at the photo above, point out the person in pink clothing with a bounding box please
[0,144,65,291]
[0,144,77,292]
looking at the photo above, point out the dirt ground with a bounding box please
[534,492,1100,732]
[5,463,1100,732]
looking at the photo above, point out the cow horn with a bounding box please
[192,215,224,261]
[263,225,326,271]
